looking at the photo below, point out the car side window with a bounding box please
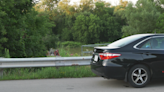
[139,39,151,49]
[159,38,164,49]
[139,37,164,49]
[151,38,159,49]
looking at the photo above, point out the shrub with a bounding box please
[58,41,82,48]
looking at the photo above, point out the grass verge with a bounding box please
[1,66,97,80]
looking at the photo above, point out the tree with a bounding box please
[72,12,100,43]
[0,0,34,57]
[60,15,75,41]
[94,2,123,42]
[156,13,164,33]
[23,10,55,57]
[155,0,164,33]
[0,0,54,57]
[34,0,60,20]
[153,0,164,13]
[0,10,8,56]
[34,0,124,44]
[78,0,94,12]
[58,0,77,15]
[114,0,128,16]
[120,0,161,36]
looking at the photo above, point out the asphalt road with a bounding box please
[0,77,164,92]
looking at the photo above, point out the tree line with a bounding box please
[0,0,164,57]
[34,0,125,44]
[0,0,54,57]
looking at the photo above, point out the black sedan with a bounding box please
[91,34,164,88]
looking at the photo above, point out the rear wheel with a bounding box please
[128,64,151,88]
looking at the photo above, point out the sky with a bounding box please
[70,0,138,6]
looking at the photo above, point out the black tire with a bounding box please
[128,64,151,88]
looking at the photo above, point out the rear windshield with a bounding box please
[108,34,151,47]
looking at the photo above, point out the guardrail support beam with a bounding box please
[0,68,3,78]
[0,56,92,79]
[0,62,2,78]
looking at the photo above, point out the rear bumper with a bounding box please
[91,64,126,80]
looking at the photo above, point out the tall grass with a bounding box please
[1,47,96,80]
[58,47,81,57]
[57,46,93,57]
[1,66,97,80]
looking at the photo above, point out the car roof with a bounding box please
[132,34,164,37]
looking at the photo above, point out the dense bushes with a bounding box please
[114,0,164,36]
[35,0,124,44]
[0,0,54,57]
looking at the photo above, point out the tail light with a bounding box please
[99,53,121,60]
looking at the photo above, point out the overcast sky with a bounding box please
[70,0,138,6]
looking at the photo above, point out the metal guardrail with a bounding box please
[0,56,92,78]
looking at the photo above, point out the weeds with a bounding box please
[1,47,96,80]
[1,66,97,80]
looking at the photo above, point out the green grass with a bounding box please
[57,47,93,57]
[55,43,109,57]
[1,66,97,80]
[1,47,97,80]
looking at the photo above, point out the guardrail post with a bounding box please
[0,62,3,78]
[0,68,3,78]
[0,57,4,78]
[56,66,59,70]
[81,45,83,56]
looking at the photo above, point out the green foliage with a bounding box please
[58,47,71,57]
[153,0,164,13]
[50,1,123,44]
[23,10,55,57]
[4,48,10,58]
[0,0,54,57]
[0,11,7,56]
[61,15,75,41]
[73,12,101,43]
[44,34,59,50]
[58,41,82,48]
[156,13,164,33]
[120,0,161,37]
[1,66,96,80]
[51,9,66,39]
[93,2,123,42]
[77,0,94,13]
[0,0,34,57]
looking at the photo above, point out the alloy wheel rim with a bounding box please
[131,68,148,85]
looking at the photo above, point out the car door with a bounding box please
[138,36,164,77]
